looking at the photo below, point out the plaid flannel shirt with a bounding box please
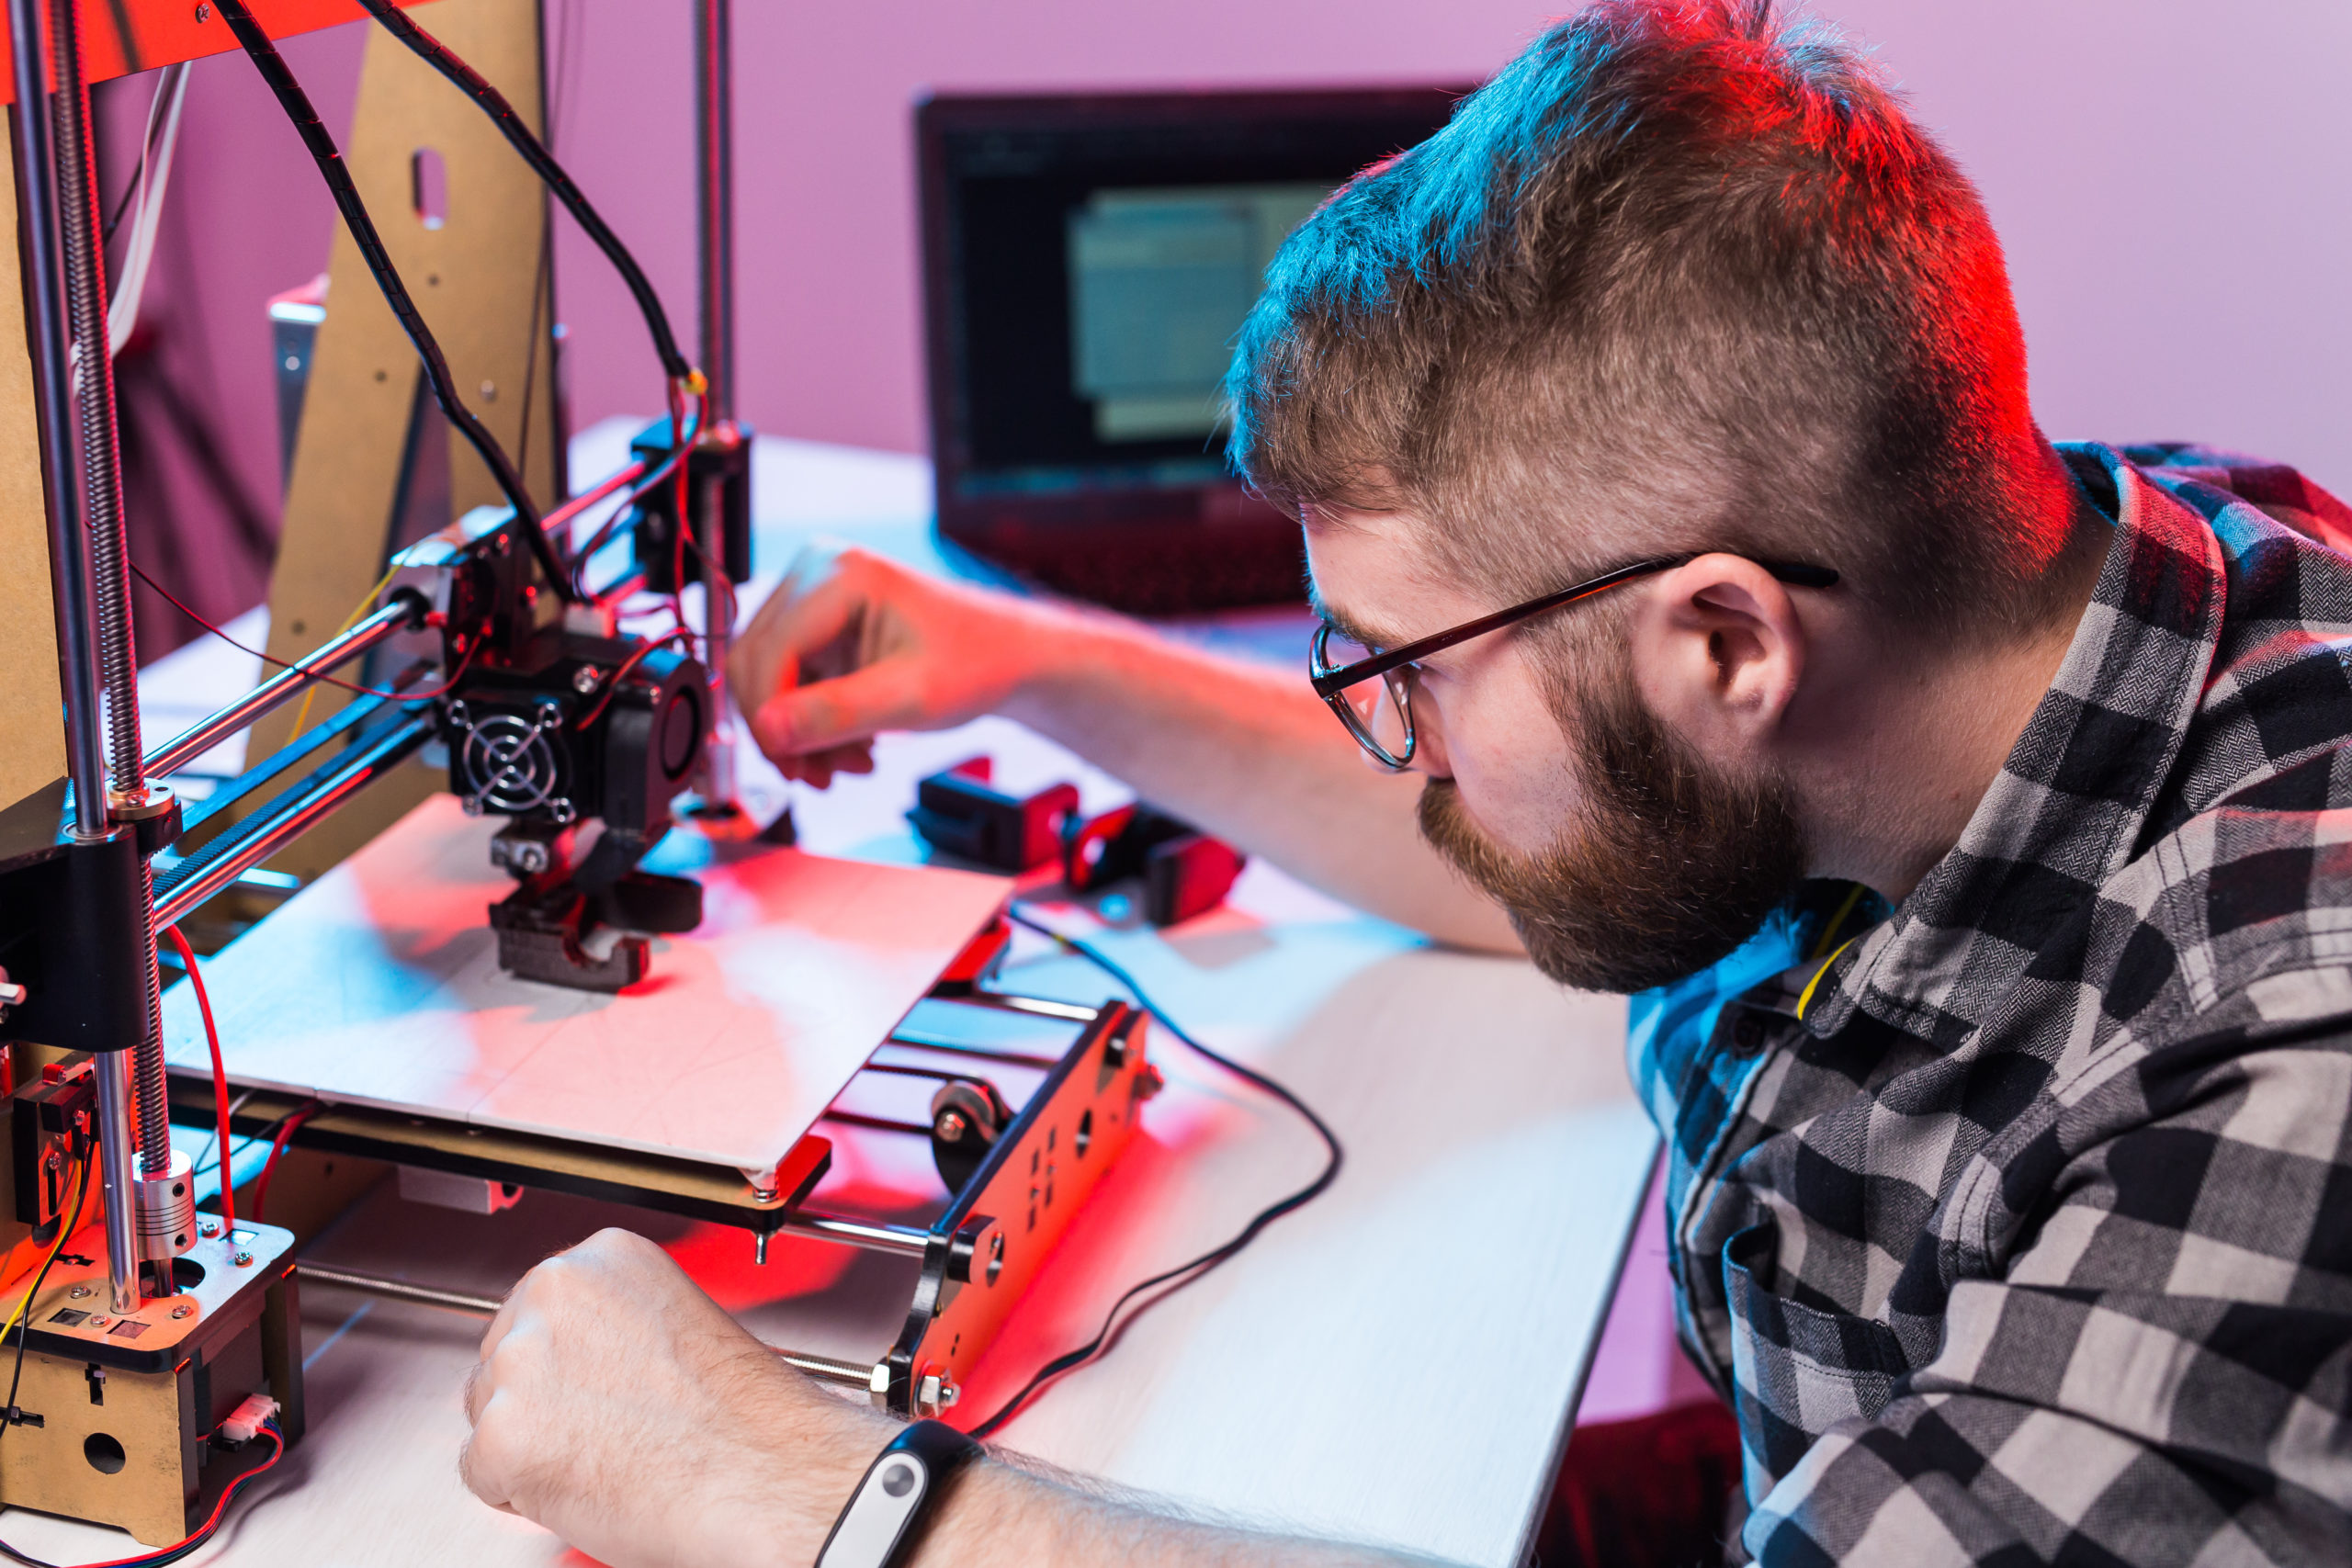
[1624,442,2352,1565]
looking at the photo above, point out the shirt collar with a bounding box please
[1797,446,2228,1045]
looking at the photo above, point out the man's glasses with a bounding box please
[1309,554,1841,770]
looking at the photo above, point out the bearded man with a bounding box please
[453,2,2352,1563]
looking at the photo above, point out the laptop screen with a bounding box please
[919,87,1465,611]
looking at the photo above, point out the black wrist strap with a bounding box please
[815,1419,982,1568]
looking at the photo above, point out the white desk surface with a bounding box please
[22,424,1657,1568]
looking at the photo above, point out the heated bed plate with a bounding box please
[159,793,1012,1175]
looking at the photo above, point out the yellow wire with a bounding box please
[2,1158,85,1341]
[1795,937,1861,1021]
[287,558,402,739]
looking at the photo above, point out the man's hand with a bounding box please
[460,1228,895,1568]
[729,543,1067,787]
[727,541,1519,951]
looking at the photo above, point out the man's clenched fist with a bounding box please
[461,1228,896,1568]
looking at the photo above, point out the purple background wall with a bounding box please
[112,0,2352,641]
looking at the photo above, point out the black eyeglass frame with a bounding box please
[1308,553,1841,769]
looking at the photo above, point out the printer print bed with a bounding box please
[159,793,1012,1173]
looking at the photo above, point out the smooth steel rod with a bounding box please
[885,1032,1065,1070]
[94,1053,140,1313]
[684,2,748,816]
[773,1210,932,1259]
[297,1262,501,1314]
[6,0,105,837]
[295,1262,876,1391]
[956,991,1102,1024]
[145,592,425,778]
[693,0,734,421]
[546,456,645,542]
[152,712,435,929]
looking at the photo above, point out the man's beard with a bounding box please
[1418,667,1805,994]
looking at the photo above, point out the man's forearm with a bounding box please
[917,1453,1453,1568]
[1002,609,1519,951]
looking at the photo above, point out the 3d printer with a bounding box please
[0,0,1165,1553]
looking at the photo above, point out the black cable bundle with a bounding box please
[211,0,577,603]
[350,0,695,385]
[970,908,1346,1438]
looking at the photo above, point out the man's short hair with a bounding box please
[1228,0,2066,634]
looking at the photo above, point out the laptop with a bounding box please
[917,85,1467,614]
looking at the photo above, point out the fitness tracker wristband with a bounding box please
[814,1419,982,1568]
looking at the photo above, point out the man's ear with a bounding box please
[1629,554,1805,761]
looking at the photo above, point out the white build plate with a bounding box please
[158,792,1012,1175]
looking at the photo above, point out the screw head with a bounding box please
[198,1220,220,1239]
[88,1315,109,1328]
[195,2,209,18]
[67,1285,91,1300]
[170,1304,194,1320]
[571,664,602,694]
[233,1250,254,1268]
[933,1109,967,1142]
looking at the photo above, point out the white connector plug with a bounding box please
[220,1393,280,1445]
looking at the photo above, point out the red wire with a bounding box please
[248,1108,315,1226]
[160,927,234,1236]
[128,559,470,702]
[571,628,692,732]
[51,1424,285,1568]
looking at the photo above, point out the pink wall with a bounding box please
[555,0,2352,482]
[127,0,2351,637]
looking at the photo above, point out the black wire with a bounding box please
[0,1157,95,1446]
[100,150,140,245]
[968,907,1345,1439]
[210,0,576,604]
[190,1089,260,1188]
[100,69,167,244]
[0,1422,287,1568]
[349,0,694,382]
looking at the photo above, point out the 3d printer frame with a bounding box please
[0,0,796,1547]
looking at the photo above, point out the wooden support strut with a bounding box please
[246,0,560,879]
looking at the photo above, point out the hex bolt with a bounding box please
[916,1372,960,1414]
